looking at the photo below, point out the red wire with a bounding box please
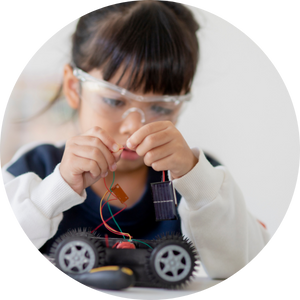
[112,242,120,248]
[162,170,165,182]
[91,199,127,233]
[110,147,124,153]
[100,204,130,237]
[103,177,118,198]
[91,172,129,236]
[91,177,116,234]
[258,219,267,229]
[99,196,131,238]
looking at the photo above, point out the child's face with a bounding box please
[64,65,181,173]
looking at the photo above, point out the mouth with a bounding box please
[120,146,140,161]
[123,145,134,151]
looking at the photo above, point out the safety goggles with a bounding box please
[73,67,191,123]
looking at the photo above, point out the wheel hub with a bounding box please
[153,245,192,282]
[58,240,96,274]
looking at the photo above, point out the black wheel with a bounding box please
[146,234,198,289]
[50,229,105,274]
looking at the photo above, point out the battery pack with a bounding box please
[151,181,178,221]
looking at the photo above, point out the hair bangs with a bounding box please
[75,1,198,95]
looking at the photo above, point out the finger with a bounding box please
[70,144,110,176]
[73,136,116,170]
[126,121,170,150]
[71,154,102,178]
[111,148,123,163]
[82,126,121,153]
[143,142,174,167]
[149,154,174,172]
[135,129,172,157]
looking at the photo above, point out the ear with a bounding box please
[63,64,80,109]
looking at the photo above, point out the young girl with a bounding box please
[2,0,269,279]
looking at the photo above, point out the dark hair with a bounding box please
[72,0,200,94]
[21,0,200,122]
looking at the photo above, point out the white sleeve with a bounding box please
[2,149,86,249]
[172,148,270,279]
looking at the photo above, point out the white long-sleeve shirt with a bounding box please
[2,142,269,279]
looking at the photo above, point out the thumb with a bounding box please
[111,147,124,162]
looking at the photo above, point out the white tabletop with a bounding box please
[95,276,223,300]
[95,266,223,299]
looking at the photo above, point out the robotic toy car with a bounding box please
[49,229,199,290]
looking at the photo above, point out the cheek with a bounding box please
[78,105,117,133]
[78,107,97,131]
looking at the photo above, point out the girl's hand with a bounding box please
[60,126,122,195]
[126,121,198,179]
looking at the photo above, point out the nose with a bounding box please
[119,107,145,135]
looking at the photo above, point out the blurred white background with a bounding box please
[1,5,299,237]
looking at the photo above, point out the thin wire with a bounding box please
[100,172,131,239]
[93,171,153,249]
[99,191,132,239]
[131,239,153,249]
[100,194,122,236]
[103,174,117,199]
[91,199,127,233]
[112,242,119,248]
[105,172,126,239]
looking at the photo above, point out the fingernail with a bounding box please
[127,140,133,149]
[101,171,108,178]
[110,163,117,171]
[112,144,120,152]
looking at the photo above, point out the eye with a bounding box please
[102,97,125,108]
[150,105,173,115]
